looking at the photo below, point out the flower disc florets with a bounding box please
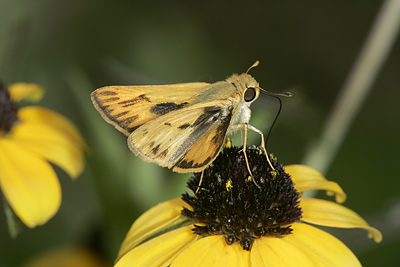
[181,146,302,251]
[0,84,18,133]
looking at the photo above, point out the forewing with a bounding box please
[91,82,210,136]
[127,100,233,172]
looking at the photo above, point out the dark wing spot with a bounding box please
[150,102,189,116]
[211,119,230,145]
[177,154,213,171]
[102,97,120,103]
[98,90,117,96]
[118,94,151,107]
[136,94,151,102]
[121,115,138,124]
[201,157,213,167]
[178,123,191,129]
[158,148,169,159]
[152,144,160,155]
[177,157,213,169]
[127,124,142,133]
[113,111,129,118]
[177,159,195,169]
[149,141,155,148]
[192,106,222,127]
[164,122,172,126]
[112,111,138,127]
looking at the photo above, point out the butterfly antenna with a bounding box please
[246,61,260,74]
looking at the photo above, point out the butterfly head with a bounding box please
[241,74,260,105]
[226,72,260,108]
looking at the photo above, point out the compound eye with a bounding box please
[244,87,257,102]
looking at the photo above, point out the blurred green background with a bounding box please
[0,0,399,266]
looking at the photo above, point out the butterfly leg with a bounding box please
[195,170,204,194]
[232,123,276,188]
[246,124,275,171]
[234,123,261,189]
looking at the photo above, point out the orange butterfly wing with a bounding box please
[91,82,210,135]
[127,100,234,172]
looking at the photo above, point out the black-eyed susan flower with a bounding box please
[115,146,382,267]
[0,83,86,228]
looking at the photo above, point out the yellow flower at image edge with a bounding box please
[115,146,382,267]
[0,83,86,228]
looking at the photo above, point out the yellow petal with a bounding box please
[171,235,250,267]
[285,164,346,203]
[0,139,61,228]
[18,107,87,151]
[117,198,189,260]
[301,198,382,242]
[11,121,84,179]
[251,235,314,266]
[284,223,362,266]
[115,225,197,267]
[8,83,44,102]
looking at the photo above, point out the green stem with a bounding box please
[302,0,400,174]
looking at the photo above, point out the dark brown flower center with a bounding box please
[181,146,302,251]
[0,83,19,133]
